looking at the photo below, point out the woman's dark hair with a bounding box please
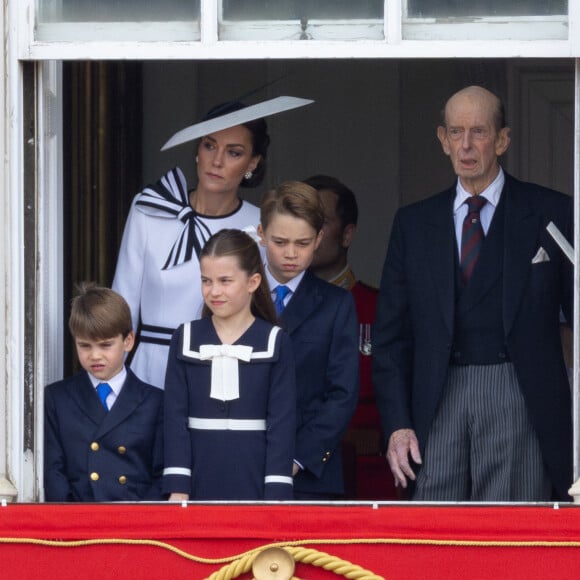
[203,101,270,188]
[200,229,277,325]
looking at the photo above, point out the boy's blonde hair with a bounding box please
[260,181,325,234]
[68,282,132,340]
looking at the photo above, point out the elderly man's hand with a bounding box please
[386,429,422,488]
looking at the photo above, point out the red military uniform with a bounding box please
[333,268,399,500]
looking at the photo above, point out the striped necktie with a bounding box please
[460,195,487,285]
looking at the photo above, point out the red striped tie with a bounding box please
[460,196,487,285]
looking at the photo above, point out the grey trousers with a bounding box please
[414,363,551,501]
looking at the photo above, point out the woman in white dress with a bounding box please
[112,101,270,388]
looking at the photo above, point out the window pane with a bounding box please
[222,0,383,20]
[407,0,567,18]
[404,0,568,40]
[36,0,200,41]
[38,0,197,22]
[219,0,384,41]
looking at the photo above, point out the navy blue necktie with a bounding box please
[274,285,290,315]
[96,383,112,411]
[460,196,487,285]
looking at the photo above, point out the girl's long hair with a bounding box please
[200,229,277,325]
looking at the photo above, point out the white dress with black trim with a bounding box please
[112,167,260,389]
[162,316,296,500]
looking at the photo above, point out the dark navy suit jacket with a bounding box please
[373,174,573,499]
[280,270,359,496]
[44,368,164,501]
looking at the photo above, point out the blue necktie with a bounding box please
[274,285,290,315]
[96,383,112,411]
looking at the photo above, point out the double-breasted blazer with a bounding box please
[44,368,164,501]
[373,174,573,499]
[280,270,359,496]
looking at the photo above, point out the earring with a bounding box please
[244,170,253,180]
[195,155,199,163]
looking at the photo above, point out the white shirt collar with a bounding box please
[453,166,504,214]
[88,366,127,396]
[264,264,305,295]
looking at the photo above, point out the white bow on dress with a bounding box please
[199,344,253,401]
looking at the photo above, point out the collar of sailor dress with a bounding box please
[199,344,253,401]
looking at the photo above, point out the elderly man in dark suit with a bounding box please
[373,85,573,501]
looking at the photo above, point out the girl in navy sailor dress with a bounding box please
[163,229,296,501]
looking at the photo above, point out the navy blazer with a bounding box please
[280,270,359,496]
[44,368,164,501]
[373,174,573,499]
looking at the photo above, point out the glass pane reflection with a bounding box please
[407,0,567,18]
[222,0,383,21]
[38,0,198,22]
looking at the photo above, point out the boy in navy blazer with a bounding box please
[44,283,163,501]
[258,181,359,499]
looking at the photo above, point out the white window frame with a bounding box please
[218,19,385,42]
[36,22,201,43]
[403,15,567,41]
[16,1,580,60]
[573,60,580,483]
[3,0,580,501]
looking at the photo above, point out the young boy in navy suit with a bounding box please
[258,181,359,499]
[44,283,163,501]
